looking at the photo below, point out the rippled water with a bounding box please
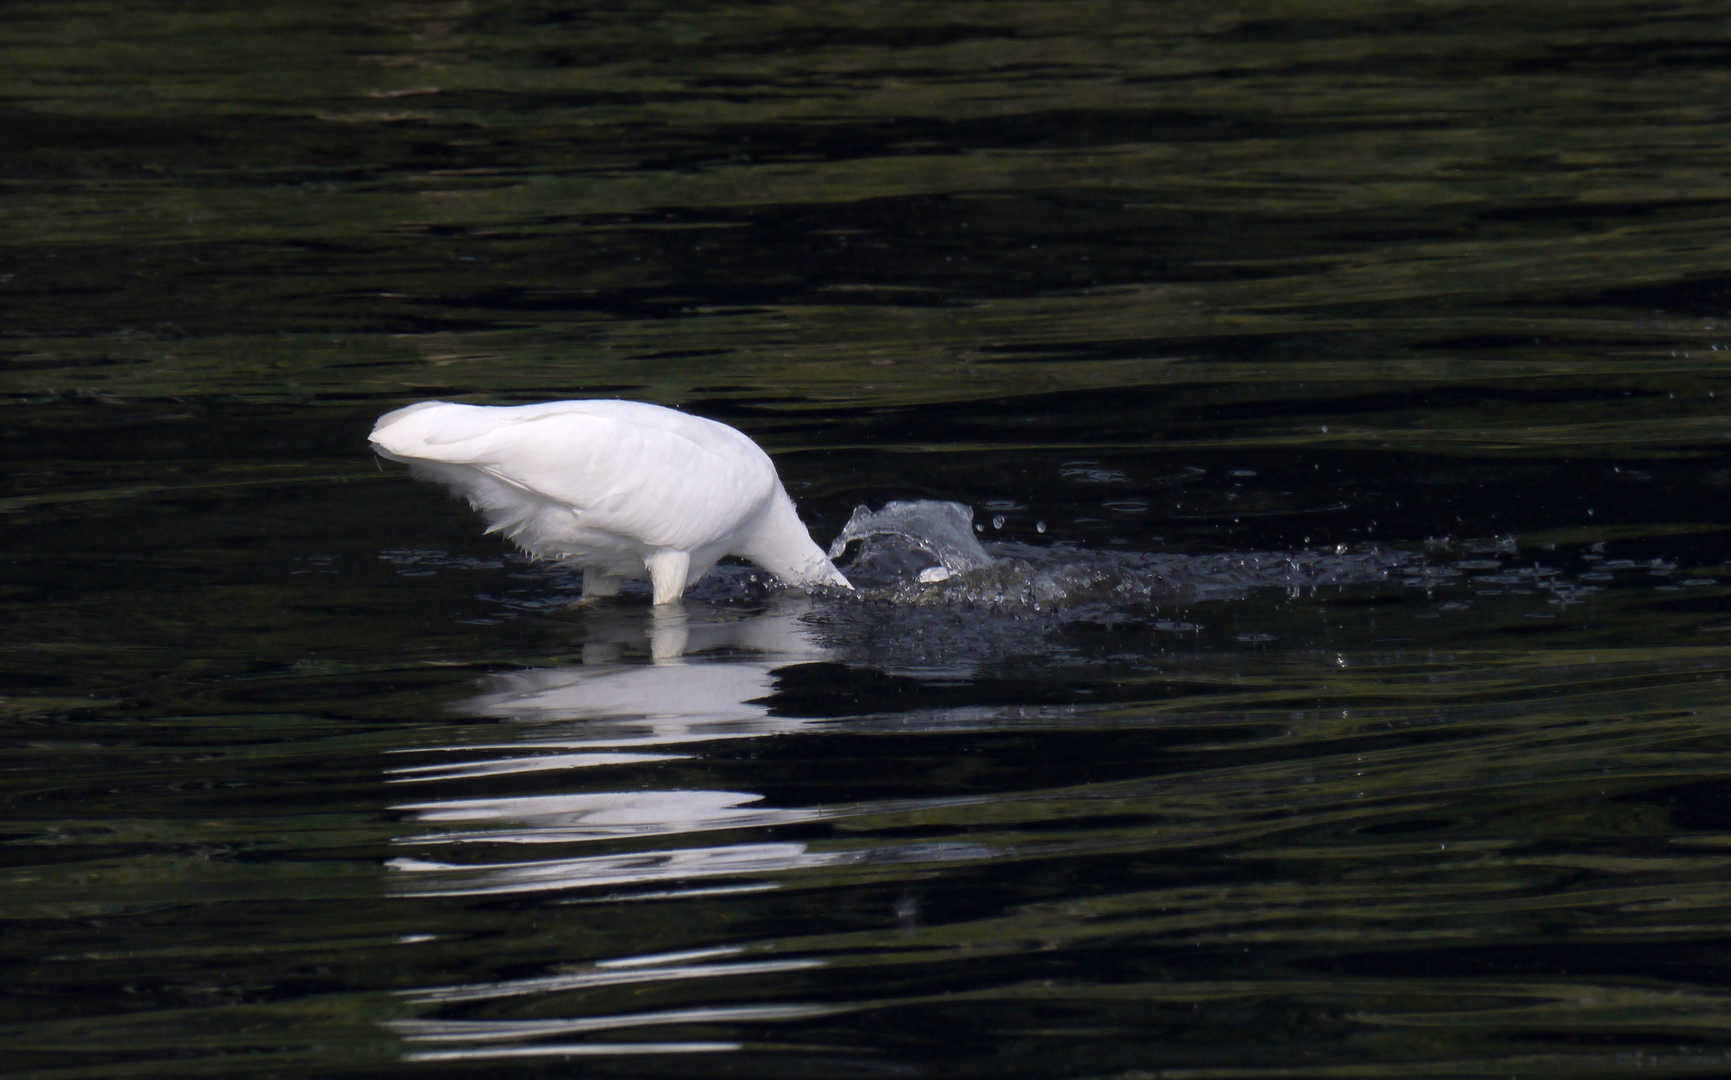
[7,0,1731,1076]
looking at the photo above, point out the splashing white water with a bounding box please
[828,501,994,579]
[828,500,1420,609]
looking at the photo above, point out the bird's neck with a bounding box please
[740,489,847,587]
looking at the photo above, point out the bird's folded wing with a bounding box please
[373,403,778,551]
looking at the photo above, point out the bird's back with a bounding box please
[370,400,782,554]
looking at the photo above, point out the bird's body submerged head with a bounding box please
[371,399,851,603]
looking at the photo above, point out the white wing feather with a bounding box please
[371,399,849,597]
[371,401,779,553]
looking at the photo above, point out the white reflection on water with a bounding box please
[391,840,844,896]
[392,1003,835,1043]
[405,955,824,1005]
[392,1002,847,1062]
[385,605,851,1060]
[401,1041,741,1062]
[398,789,817,843]
[401,600,826,752]
[391,599,837,896]
[394,943,832,1059]
[389,601,824,798]
[388,598,999,902]
[389,750,681,782]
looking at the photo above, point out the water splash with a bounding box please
[829,500,1420,609]
[921,545,1424,610]
[827,501,994,586]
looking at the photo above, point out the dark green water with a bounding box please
[8,1,1731,1076]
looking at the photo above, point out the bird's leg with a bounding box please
[645,549,692,606]
[582,569,624,599]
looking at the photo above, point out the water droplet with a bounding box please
[992,515,1005,530]
[1035,521,1047,534]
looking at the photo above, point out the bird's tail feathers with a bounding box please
[371,401,530,463]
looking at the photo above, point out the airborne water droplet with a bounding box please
[992,515,1005,530]
[1036,521,1047,534]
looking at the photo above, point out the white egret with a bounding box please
[370,400,852,604]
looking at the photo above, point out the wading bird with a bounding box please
[370,400,852,604]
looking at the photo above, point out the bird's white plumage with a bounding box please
[370,400,851,604]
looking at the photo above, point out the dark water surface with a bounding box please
[8,1,1731,1076]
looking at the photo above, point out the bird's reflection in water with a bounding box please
[403,597,825,764]
[384,596,1015,1061]
[387,596,844,895]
